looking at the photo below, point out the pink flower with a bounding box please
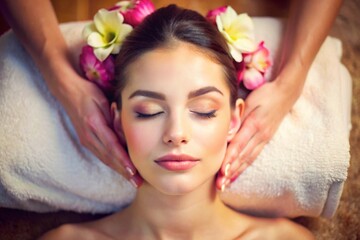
[237,42,271,90]
[79,45,115,91]
[245,41,271,73]
[243,67,266,90]
[114,0,155,27]
[206,6,227,24]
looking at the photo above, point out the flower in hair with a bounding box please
[83,9,133,61]
[245,41,271,73]
[207,6,271,90]
[112,0,155,27]
[80,1,271,93]
[214,6,256,62]
[241,41,271,90]
[79,45,115,91]
[206,6,227,25]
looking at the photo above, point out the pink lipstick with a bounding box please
[155,154,199,171]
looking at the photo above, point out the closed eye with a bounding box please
[191,110,217,119]
[135,111,164,119]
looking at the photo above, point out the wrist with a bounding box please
[274,58,309,99]
[39,52,81,102]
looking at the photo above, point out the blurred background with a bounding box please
[0,0,290,35]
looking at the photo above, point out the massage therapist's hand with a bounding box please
[58,70,143,187]
[216,64,306,190]
[215,0,342,190]
[0,0,142,187]
[237,81,298,169]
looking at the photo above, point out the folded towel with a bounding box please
[0,18,352,218]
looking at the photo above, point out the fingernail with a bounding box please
[129,178,138,188]
[221,178,227,192]
[225,178,230,187]
[225,163,231,177]
[126,166,135,176]
[221,183,226,192]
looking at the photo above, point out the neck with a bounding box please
[127,178,230,239]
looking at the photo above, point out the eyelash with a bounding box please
[135,110,217,119]
[135,111,164,118]
[192,110,217,119]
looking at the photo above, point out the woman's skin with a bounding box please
[40,42,314,240]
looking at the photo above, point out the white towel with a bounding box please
[0,18,352,218]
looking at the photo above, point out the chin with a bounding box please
[150,174,210,196]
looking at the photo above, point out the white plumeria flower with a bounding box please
[83,9,133,61]
[216,6,256,62]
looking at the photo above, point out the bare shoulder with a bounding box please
[38,223,112,240]
[269,218,315,240]
[235,217,315,240]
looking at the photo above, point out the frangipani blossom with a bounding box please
[215,6,256,62]
[244,41,271,73]
[83,9,133,61]
[79,45,115,91]
[236,41,271,90]
[115,0,155,27]
[243,67,266,90]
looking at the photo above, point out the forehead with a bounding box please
[124,42,229,94]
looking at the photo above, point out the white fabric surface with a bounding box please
[0,18,352,218]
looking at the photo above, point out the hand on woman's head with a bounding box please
[60,71,142,187]
[217,78,302,190]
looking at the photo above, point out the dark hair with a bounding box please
[113,4,238,108]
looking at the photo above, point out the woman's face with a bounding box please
[116,42,242,195]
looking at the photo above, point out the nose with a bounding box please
[162,112,190,146]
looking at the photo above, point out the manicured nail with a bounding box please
[221,177,227,192]
[126,166,135,176]
[225,178,230,187]
[129,178,138,188]
[225,163,231,177]
[221,183,226,192]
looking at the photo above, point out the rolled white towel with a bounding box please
[0,18,351,218]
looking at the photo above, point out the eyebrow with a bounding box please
[188,86,223,99]
[129,90,165,100]
[128,86,223,100]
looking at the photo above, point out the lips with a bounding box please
[155,154,200,171]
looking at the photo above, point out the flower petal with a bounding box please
[252,42,271,72]
[243,68,266,90]
[215,15,224,32]
[232,13,254,36]
[94,9,124,35]
[228,44,243,62]
[82,23,97,40]
[111,43,121,54]
[116,1,132,11]
[119,0,155,27]
[94,44,114,61]
[206,6,227,24]
[219,6,237,29]
[233,37,256,53]
[116,24,133,43]
[215,6,256,60]
[87,32,108,48]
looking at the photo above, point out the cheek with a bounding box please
[193,116,230,161]
[121,118,160,161]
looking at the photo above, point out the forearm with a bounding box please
[277,0,343,96]
[0,0,76,97]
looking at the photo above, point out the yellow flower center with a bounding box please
[105,32,116,44]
